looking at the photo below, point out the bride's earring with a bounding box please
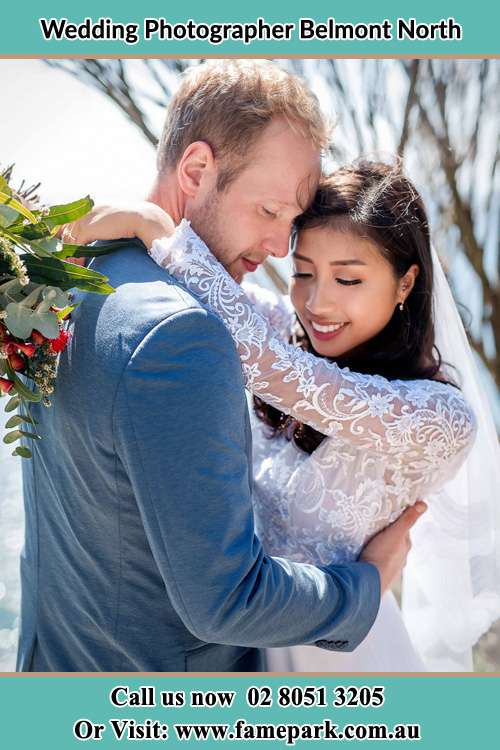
[399,302,404,311]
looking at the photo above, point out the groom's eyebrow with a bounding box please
[293,253,367,266]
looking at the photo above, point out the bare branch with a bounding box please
[398,60,420,157]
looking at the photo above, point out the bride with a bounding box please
[74,160,500,671]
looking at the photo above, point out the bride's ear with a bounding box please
[177,141,216,198]
[398,264,419,304]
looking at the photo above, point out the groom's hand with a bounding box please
[359,500,427,596]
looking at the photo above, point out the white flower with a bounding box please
[366,392,393,417]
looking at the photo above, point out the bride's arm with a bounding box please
[150,221,477,465]
[241,282,295,342]
[67,206,476,467]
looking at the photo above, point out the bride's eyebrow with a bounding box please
[293,253,367,266]
[330,259,367,266]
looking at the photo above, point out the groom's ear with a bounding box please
[177,141,217,198]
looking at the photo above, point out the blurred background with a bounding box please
[1,58,499,671]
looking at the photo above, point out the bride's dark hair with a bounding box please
[254,160,447,455]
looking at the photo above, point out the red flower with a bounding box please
[16,342,37,358]
[31,331,46,346]
[50,329,70,353]
[0,377,14,394]
[8,353,25,372]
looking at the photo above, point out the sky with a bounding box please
[0,59,155,204]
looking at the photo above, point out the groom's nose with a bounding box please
[263,227,291,259]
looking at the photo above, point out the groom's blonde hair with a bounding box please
[157,60,328,190]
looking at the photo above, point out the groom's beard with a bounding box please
[188,191,249,283]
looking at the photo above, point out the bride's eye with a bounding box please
[292,271,312,279]
[262,207,277,218]
[336,278,362,286]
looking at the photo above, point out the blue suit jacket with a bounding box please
[17,243,380,672]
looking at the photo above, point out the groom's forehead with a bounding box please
[239,172,318,215]
[246,158,320,212]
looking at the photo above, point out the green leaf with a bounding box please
[18,429,42,441]
[5,395,21,412]
[5,414,37,429]
[4,362,42,403]
[3,428,40,443]
[52,238,138,260]
[44,197,94,227]
[12,445,32,459]
[42,285,71,308]
[56,303,78,320]
[0,174,12,195]
[4,303,34,339]
[8,221,53,241]
[0,191,37,223]
[19,284,44,308]
[5,415,24,428]
[0,205,19,228]
[23,255,115,295]
[3,429,22,444]
[4,300,60,340]
[31,237,62,257]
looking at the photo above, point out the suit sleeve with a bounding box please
[113,306,380,650]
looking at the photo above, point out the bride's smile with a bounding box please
[290,226,419,359]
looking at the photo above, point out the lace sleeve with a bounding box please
[150,220,477,464]
[241,282,295,341]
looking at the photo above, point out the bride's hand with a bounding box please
[60,202,176,250]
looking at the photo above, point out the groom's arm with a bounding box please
[114,306,380,650]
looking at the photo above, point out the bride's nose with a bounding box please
[305,280,337,318]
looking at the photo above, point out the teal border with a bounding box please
[1,675,498,748]
[1,1,499,56]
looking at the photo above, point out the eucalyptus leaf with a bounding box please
[0,278,22,295]
[4,301,60,339]
[12,445,32,459]
[18,429,42,441]
[4,363,42,403]
[19,284,45,308]
[5,395,21,412]
[5,414,37,429]
[43,285,71,308]
[4,302,34,338]
[3,429,22,444]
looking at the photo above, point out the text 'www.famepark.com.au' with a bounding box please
[80,717,421,744]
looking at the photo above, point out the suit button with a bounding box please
[315,639,349,650]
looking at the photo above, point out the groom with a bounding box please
[18,60,423,672]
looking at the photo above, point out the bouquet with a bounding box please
[0,166,117,458]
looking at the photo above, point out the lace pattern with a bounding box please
[151,221,476,563]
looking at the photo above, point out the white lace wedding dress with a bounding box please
[150,221,477,672]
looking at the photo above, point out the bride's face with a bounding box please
[290,226,418,359]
